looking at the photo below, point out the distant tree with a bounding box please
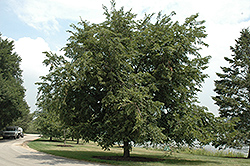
[11,111,33,131]
[213,28,250,158]
[34,109,64,141]
[37,0,211,157]
[25,113,40,134]
[0,34,29,129]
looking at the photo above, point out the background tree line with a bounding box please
[0,34,31,132]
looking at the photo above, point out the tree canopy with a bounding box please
[0,34,29,130]
[213,28,250,158]
[36,1,211,157]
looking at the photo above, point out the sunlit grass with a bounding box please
[28,138,250,166]
[179,147,246,158]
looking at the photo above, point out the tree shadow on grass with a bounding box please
[94,155,220,165]
[161,158,220,165]
[223,156,248,159]
[32,139,62,143]
[36,150,220,165]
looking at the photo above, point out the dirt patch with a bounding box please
[93,156,165,162]
[57,145,73,147]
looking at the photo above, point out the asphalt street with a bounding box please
[0,134,108,166]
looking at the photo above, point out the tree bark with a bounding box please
[248,146,250,159]
[77,138,79,144]
[123,141,130,158]
[64,129,66,145]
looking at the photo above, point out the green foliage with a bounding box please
[160,105,217,146]
[25,117,40,134]
[0,34,29,129]
[11,112,33,131]
[34,110,64,139]
[213,28,250,157]
[36,1,211,157]
[133,8,212,146]
[212,117,243,149]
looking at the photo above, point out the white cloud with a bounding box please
[7,0,250,31]
[6,0,250,115]
[15,37,49,76]
[8,0,110,33]
[14,37,51,112]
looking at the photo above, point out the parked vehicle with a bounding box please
[2,126,24,139]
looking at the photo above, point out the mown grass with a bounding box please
[28,138,250,166]
[179,147,246,158]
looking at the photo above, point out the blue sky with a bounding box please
[1,0,250,115]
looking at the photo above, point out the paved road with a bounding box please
[0,134,108,166]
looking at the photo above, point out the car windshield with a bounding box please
[5,127,17,131]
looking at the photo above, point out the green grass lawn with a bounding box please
[28,138,250,166]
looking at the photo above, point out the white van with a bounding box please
[2,126,24,139]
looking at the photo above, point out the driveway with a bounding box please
[0,134,108,166]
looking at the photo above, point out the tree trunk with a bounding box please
[123,141,130,158]
[64,129,66,145]
[49,137,52,141]
[248,146,250,159]
[77,138,79,144]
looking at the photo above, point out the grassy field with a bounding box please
[28,138,250,166]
